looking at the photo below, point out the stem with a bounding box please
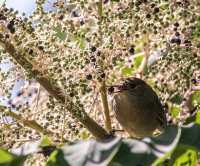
[0,36,109,140]
[137,34,150,75]
[100,80,112,132]
[97,0,112,132]
[0,106,53,135]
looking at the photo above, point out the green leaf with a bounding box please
[170,145,197,166]
[0,149,13,163]
[79,129,90,140]
[121,67,133,76]
[2,124,200,166]
[53,26,67,41]
[170,104,181,118]
[133,54,144,69]
[195,111,200,124]
[184,111,200,125]
[0,149,26,166]
[47,150,70,166]
[192,90,200,106]
[40,136,53,147]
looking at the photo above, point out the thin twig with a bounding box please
[0,106,53,135]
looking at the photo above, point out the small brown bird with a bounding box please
[110,77,167,138]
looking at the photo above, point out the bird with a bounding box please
[109,77,167,138]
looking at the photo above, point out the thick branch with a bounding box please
[100,81,112,132]
[0,36,109,140]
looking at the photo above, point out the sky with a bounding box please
[5,0,36,15]
[0,0,57,15]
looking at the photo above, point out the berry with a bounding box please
[96,51,101,56]
[80,19,85,25]
[170,38,181,45]
[146,14,151,19]
[191,78,197,84]
[90,56,96,62]
[16,91,23,97]
[128,45,135,54]
[72,11,79,17]
[7,20,15,33]
[28,49,33,54]
[175,32,180,36]
[90,46,97,52]
[38,46,44,51]
[0,14,6,20]
[58,15,64,20]
[86,74,92,80]
[100,73,105,78]
[103,0,109,4]
[174,22,179,27]
[69,92,75,97]
[153,7,159,14]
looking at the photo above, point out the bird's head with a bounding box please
[108,77,146,94]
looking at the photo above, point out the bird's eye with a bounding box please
[124,79,136,89]
[108,86,114,94]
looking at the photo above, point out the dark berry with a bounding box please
[8,100,12,105]
[96,51,101,56]
[28,49,33,54]
[86,74,92,80]
[80,19,85,25]
[0,14,7,20]
[40,146,56,157]
[173,27,177,31]
[16,91,23,97]
[90,56,96,62]
[5,34,9,38]
[100,73,105,78]
[151,3,156,8]
[69,92,74,97]
[90,46,97,52]
[174,22,179,27]
[183,40,191,46]
[175,32,180,36]
[128,45,135,54]
[58,15,64,20]
[146,14,151,19]
[7,21,15,33]
[72,11,79,17]
[191,78,197,84]
[103,0,109,4]
[38,46,44,51]
[170,38,181,45]
[153,7,159,14]
[28,93,32,97]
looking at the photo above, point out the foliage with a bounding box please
[0,124,199,166]
[0,0,200,165]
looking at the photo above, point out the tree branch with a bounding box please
[97,0,112,132]
[100,80,112,132]
[0,35,109,140]
[0,106,53,135]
